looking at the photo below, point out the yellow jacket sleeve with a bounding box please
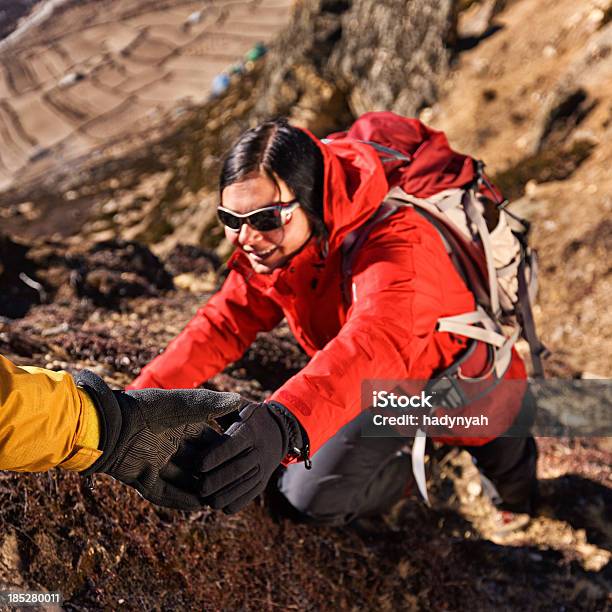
[0,354,102,472]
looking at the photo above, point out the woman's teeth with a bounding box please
[248,247,276,258]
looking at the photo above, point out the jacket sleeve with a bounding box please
[0,354,102,472]
[271,213,473,455]
[130,270,284,390]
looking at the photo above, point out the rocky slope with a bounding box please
[0,238,609,609]
[431,0,612,378]
[0,0,611,609]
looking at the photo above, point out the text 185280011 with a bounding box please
[0,591,62,607]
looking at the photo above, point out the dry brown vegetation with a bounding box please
[0,0,610,609]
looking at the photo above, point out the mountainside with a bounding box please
[0,0,610,609]
[433,0,612,378]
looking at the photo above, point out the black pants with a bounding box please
[275,396,538,526]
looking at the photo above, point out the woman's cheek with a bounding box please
[225,227,240,245]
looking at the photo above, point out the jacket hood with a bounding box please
[307,128,390,253]
[306,111,477,253]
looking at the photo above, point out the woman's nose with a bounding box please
[238,222,261,245]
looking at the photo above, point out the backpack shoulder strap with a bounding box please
[341,199,408,304]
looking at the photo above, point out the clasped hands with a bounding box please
[77,370,302,513]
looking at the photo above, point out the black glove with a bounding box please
[74,370,243,510]
[199,401,310,514]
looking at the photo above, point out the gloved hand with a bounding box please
[199,401,310,514]
[74,370,244,510]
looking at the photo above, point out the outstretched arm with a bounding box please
[0,353,245,510]
[129,270,284,390]
[196,211,474,513]
[0,354,102,471]
[271,211,473,454]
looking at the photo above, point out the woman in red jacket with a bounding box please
[131,115,538,522]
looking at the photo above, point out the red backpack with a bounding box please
[325,111,548,380]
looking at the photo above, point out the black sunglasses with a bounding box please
[217,199,299,232]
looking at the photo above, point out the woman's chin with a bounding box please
[248,253,284,274]
[250,261,275,274]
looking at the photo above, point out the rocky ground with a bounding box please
[0,237,610,610]
[0,0,611,609]
[431,0,612,380]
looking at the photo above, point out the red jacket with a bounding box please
[130,113,526,454]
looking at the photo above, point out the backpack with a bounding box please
[324,112,548,503]
[324,113,548,381]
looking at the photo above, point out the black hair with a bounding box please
[219,118,326,238]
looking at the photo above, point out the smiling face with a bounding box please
[220,173,313,274]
